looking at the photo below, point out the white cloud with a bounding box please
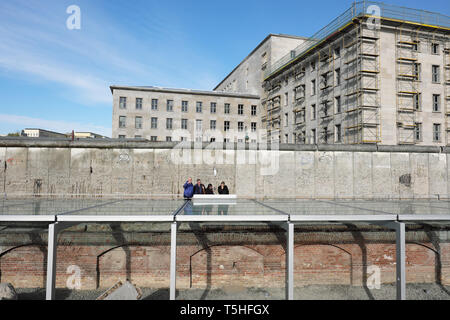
[0,114,111,137]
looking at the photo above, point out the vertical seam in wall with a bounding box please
[370,152,374,199]
[130,149,134,195]
[352,151,355,200]
[427,153,431,199]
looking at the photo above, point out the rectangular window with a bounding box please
[335,124,341,143]
[151,99,158,110]
[182,101,188,112]
[251,122,257,132]
[119,97,127,109]
[166,136,172,142]
[151,117,158,129]
[166,118,173,129]
[414,63,421,80]
[135,135,141,138]
[311,79,316,96]
[167,100,173,112]
[135,116,142,129]
[119,116,126,128]
[285,92,289,106]
[224,103,230,114]
[238,104,244,115]
[290,50,295,59]
[251,105,257,116]
[432,65,440,83]
[224,121,230,131]
[238,122,244,132]
[285,112,289,126]
[433,123,441,142]
[136,98,142,110]
[181,119,188,130]
[285,134,289,143]
[414,93,421,111]
[432,43,440,55]
[196,119,202,131]
[118,135,125,139]
[311,60,316,71]
[311,104,316,120]
[432,94,441,112]
[335,68,341,86]
[415,122,422,141]
[210,120,216,130]
[335,96,341,113]
[210,102,216,113]
[196,101,202,113]
[311,129,316,144]
[151,136,157,142]
[334,47,340,58]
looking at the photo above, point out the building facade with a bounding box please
[262,2,450,145]
[111,86,260,142]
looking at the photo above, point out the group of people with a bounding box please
[183,178,229,199]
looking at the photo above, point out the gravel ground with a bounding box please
[14,283,450,300]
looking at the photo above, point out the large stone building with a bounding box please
[112,2,450,146]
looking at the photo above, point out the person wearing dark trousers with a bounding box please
[193,179,205,195]
[218,181,229,195]
[183,177,194,199]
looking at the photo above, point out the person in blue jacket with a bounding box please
[183,177,194,199]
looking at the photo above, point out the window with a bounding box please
[196,101,202,113]
[414,93,421,111]
[323,126,328,144]
[311,104,316,120]
[210,137,216,142]
[251,105,257,116]
[151,117,158,129]
[311,60,316,71]
[224,121,230,131]
[166,118,173,129]
[311,79,316,96]
[224,138,230,143]
[182,101,188,112]
[167,100,173,112]
[431,43,440,55]
[150,136,157,142]
[195,136,202,143]
[285,134,289,143]
[224,103,230,114]
[119,116,126,128]
[335,68,341,86]
[335,96,341,113]
[151,99,158,110]
[251,122,257,132]
[166,136,172,142]
[285,92,289,106]
[285,113,289,126]
[135,116,142,129]
[432,94,441,112]
[238,122,244,132]
[136,98,142,110]
[119,97,127,109]
[415,123,422,141]
[210,102,216,113]
[334,47,340,58]
[414,63,421,80]
[210,120,216,130]
[181,119,188,130]
[335,124,341,143]
[290,50,295,59]
[181,137,187,142]
[196,119,202,131]
[135,135,141,138]
[311,129,316,144]
[432,65,440,83]
[433,123,441,142]
[118,135,125,139]
[238,104,244,115]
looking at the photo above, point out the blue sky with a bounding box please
[0,0,449,137]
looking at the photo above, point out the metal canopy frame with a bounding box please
[0,197,449,301]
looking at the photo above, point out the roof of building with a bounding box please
[110,85,260,99]
[212,33,308,91]
[23,128,66,135]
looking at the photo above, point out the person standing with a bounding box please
[183,177,194,199]
[205,184,214,194]
[193,179,205,195]
[218,181,229,195]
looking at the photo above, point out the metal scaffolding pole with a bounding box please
[395,222,406,300]
[45,222,58,301]
[286,222,294,300]
[169,221,177,300]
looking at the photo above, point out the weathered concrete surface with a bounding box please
[0,139,449,199]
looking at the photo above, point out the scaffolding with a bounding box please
[317,47,334,144]
[263,76,283,142]
[395,24,420,144]
[343,20,381,144]
[445,43,450,145]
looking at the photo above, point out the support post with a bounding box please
[170,221,177,300]
[286,222,294,300]
[395,222,406,300]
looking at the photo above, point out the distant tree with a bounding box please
[7,131,20,137]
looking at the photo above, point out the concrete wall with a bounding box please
[1,139,449,199]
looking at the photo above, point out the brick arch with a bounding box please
[280,244,353,286]
[189,245,265,289]
[0,244,47,288]
[406,242,438,283]
[96,245,128,288]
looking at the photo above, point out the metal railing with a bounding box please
[264,1,450,80]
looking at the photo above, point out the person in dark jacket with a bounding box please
[193,179,205,195]
[218,181,229,194]
[183,177,194,199]
[205,184,214,194]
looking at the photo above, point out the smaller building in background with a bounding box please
[69,132,107,139]
[22,128,67,138]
